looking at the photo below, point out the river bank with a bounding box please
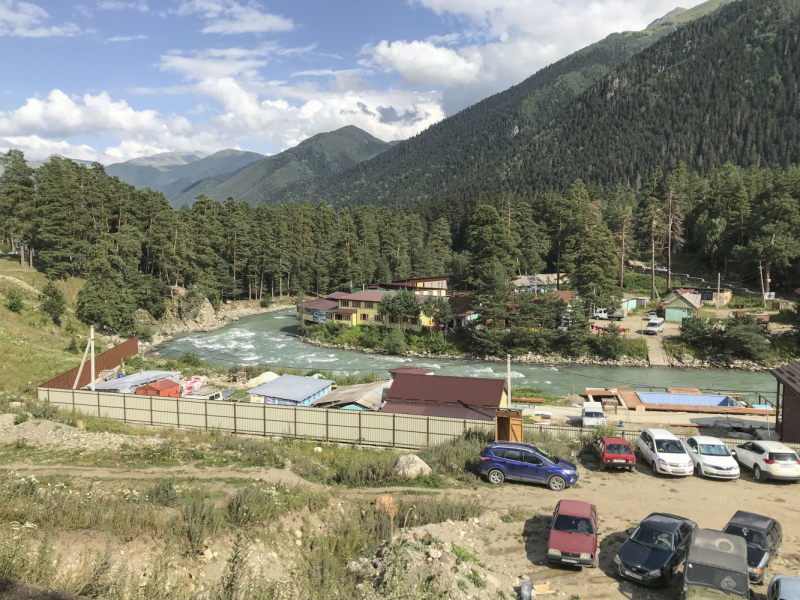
[298,337,786,372]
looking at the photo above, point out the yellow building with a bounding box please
[365,276,449,297]
[297,290,440,332]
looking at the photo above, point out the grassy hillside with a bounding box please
[268,0,732,208]
[105,148,263,201]
[0,257,86,396]
[176,125,393,207]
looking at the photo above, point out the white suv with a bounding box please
[637,429,693,476]
[732,441,800,483]
[683,435,740,480]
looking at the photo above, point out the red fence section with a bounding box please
[40,337,139,389]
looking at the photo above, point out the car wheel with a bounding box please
[627,466,634,472]
[548,476,567,492]
[695,463,703,477]
[753,465,764,482]
[487,469,505,485]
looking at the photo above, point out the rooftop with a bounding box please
[248,374,334,402]
[727,511,774,531]
[311,380,391,410]
[379,402,496,421]
[641,513,688,533]
[90,371,180,391]
[385,373,506,408]
[557,499,593,518]
[772,360,800,392]
[298,299,339,311]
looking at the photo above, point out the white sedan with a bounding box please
[732,441,800,483]
[682,436,740,480]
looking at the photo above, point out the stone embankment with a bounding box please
[669,353,783,372]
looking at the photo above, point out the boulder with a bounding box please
[392,455,432,479]
[680,354,695,365]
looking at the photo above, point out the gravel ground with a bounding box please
[0,413,164,451]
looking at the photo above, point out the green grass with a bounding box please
[500,508,528,523]
[512,386,568,405]
[467,569,486,589]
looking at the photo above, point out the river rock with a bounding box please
[392,455,432,479]
[680,354,695,365]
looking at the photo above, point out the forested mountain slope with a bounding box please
[268,0,732,207]
[178,126,393,207]
[106,149,263,201]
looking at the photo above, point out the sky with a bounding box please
[0,0,706,164]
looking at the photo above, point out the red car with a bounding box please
[547,500,599,568]
[592,436,636,471]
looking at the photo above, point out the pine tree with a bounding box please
[467,205,515,282]
[0,149,35,256]
[39,280,66,323]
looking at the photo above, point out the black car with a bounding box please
[723,511,783,584]
[614,513,697,586]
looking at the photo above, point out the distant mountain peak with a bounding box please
[648,7,687,28]
[126,151,209,168]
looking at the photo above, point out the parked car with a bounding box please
[637,429,694,476]
[732,441,800,483]
[655,266,668,273]
[594,307,624,321]
[581,401,606,427]
[479,441,579,491]
[648,311,659,319]
[615,512,697,586]
[723,511,783,584]
[645,318,665,335]
[767,575,800,600]
[547,500,599,568]
[681,529,749,600]
[682,436,740,479]
[591,436,636,471]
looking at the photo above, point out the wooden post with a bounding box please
[392,414,396,447]
[204,400,208,431]
[326,409,329,442]
[150,396,153,426]
[263,403,266,437]
[358,411,362,443]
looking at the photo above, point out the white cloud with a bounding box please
[373,0,708,111]
[0,1,81,37]
[0,134,107,162]
[107,34,147,41]
[366,40,482,87]
[97,1,149,11]
[74,5,93,18]
[291,68,363,78]
[175,0,293,34]
[157,43,312,80]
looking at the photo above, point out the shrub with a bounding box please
[178,288,206,320]
[5,288,24,313]
[384,329,408,355]
[14,413,29,425]
[177,353,205,368]
[66,338,81,354]
[679,317,718,351]
[147,479,178,507]
[182,497,220,553]
[260,298,270,308]
[39,281,66,323]
[27,402,59,420]
[722,315,771,361]
[593,322,624,359]
[226,485,328,527]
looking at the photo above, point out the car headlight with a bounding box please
[614,555,621,565]
[658,459,667,465]
[562,469,576,475]
[748,567,761,574]
[548,548,561,556]
[648,569,661,577]
[580,553,592,560]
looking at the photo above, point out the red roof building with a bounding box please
[388,366,436,379]
[381,373,508,421]
[135,379,180,398]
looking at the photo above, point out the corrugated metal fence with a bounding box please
[40,338,140,390]
[37,387,798,451]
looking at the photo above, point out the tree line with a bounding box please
[1,148,799,336]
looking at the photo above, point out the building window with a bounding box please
[364,302,374,309]
[340,300,349,307]
[352,301,361,308]
[361,314,368,321]
[411,318,419,325]
[343,314,351,321]
[374,314,382,321]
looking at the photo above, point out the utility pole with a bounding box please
[506,354,512,408]
[90,325,96,391]
[618,215,630,288]
[758,262,766,309]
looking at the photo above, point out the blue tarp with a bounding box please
[638,393,736,407]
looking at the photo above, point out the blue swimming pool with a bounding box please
[638,393,737,407]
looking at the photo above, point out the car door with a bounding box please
[519,451,547,481]
[674,523,692,567]
[590,506,599,554]
[749,444,766,470]
[769,522,783,556]
[502,449,525,480]
[767,578,779,600]
[638,432,652,463]
[593,439,604,462]
[735,443,754,468]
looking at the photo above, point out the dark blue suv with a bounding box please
[479,441,579,491]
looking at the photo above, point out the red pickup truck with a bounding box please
[547,500,599,568]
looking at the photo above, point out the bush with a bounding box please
[728,295,763,309]
[623,272,667,295]
[679,317,718,351]
[384,329,408,355]
[27,402,59,420]
[129,324,154,343]
[722,316,771,361]
[66,338,81,354]
[39,281,66,323]
[14,413,29,425]
[147,479,178,507]
[182,497,220,553]
[5,288,24,313]
[178,288,206,320]
[593,322,624,359]
[259,298,270,308]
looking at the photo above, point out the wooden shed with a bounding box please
[135,379,180,398]
[495,409,523,442]
[772,361,800,444]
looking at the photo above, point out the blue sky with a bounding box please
[0,0,705,163]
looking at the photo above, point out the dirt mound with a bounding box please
[0,414,164,451]
[0,579,84,600]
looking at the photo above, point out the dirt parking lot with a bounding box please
[353,453,800,600]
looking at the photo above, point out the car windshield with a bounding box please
[656,440,685,454]
[723,525,768,549]
[585,412,604,418]
[631,526,673,550]
[684,563,748,597]
[535,447,559,465]
[553,515,594,535]
[699,444,730,457]
[607,444,632,455]
[770,452,798,462]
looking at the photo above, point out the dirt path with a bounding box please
[0,464,323,489]
[0,274,40,295]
